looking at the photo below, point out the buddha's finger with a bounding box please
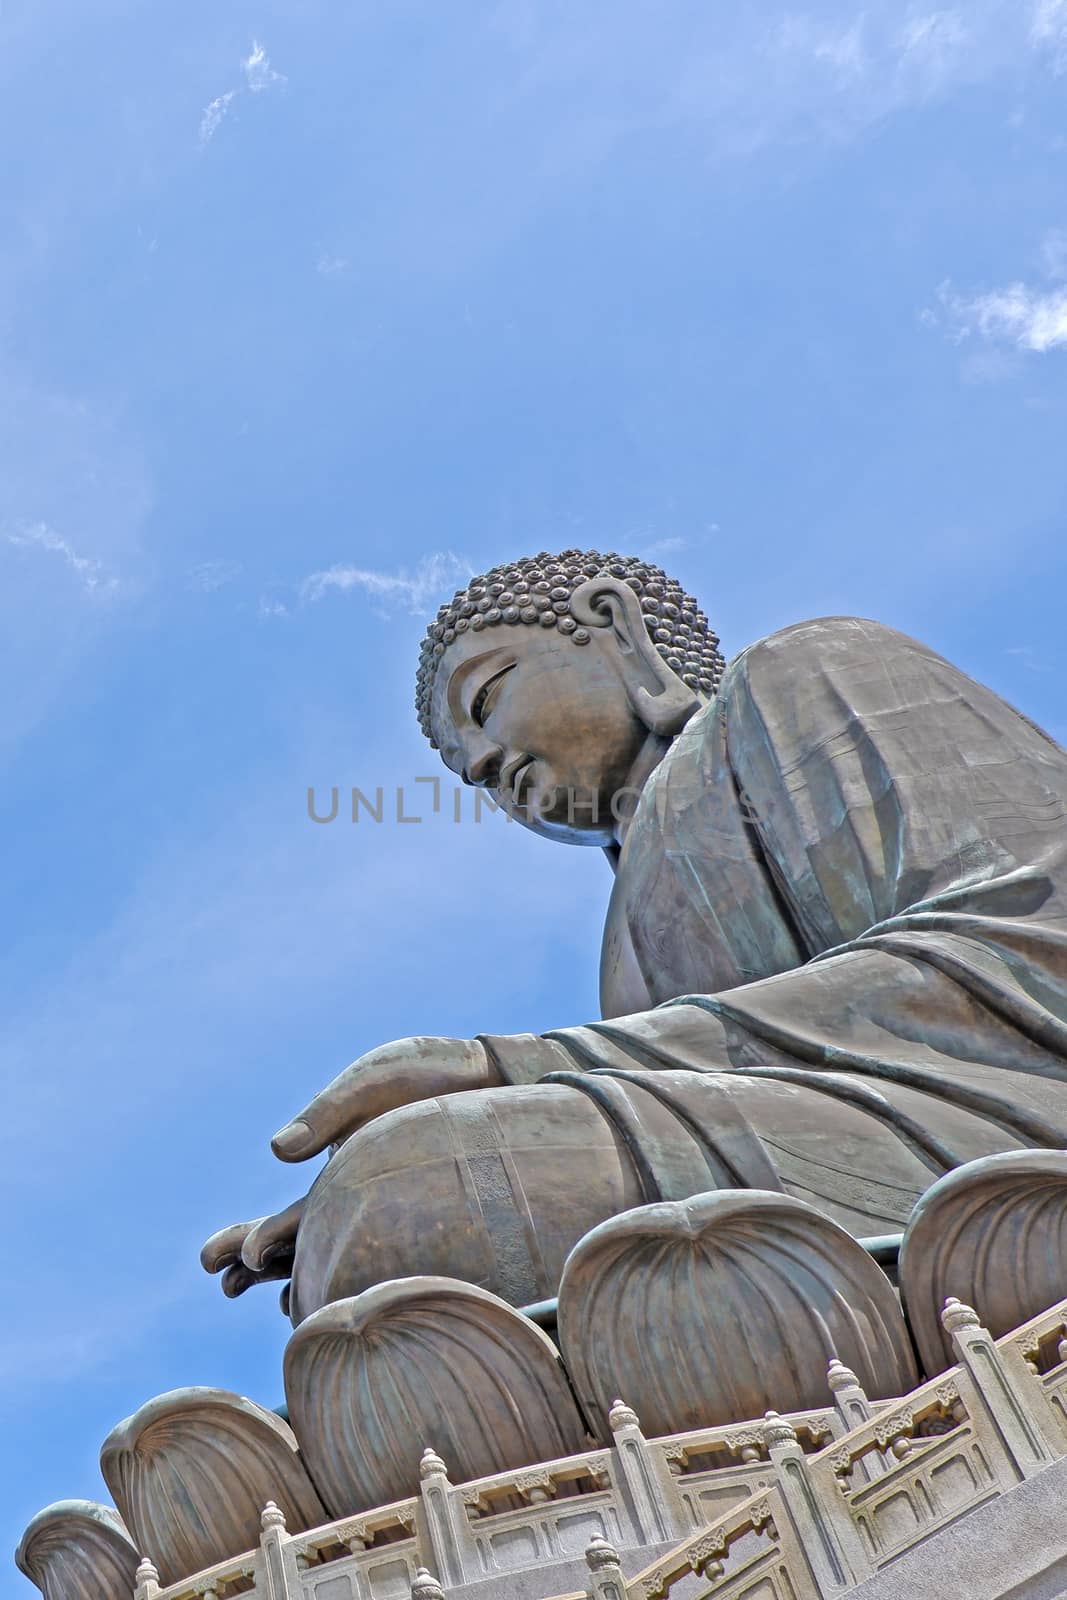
[220,1261,260,1297]
[240,1198,305,1271]
[270,1056,376,1161]
[200,1218,267,1275]
[271,1037,490,1161]
[220,1258,293,1298]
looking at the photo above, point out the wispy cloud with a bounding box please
[199,89,236,146]
[894,10,970,92]
[316,251,350,278]
[933,278,1067,352]
[1040,227,1067,279]
[774,15,868,82]
[6,523,120,595]
[301,551,474,615]
[200,39,286,146]
[1031,0,1067,71]
[644,536,690,557]
[186,559,243,592]
[1006,645,1049,671]
[504,0,1054,174]
[243,39,286,94]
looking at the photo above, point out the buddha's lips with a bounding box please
[501,755,534,807]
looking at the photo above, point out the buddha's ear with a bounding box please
[570,576,700,737]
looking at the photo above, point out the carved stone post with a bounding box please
[826,1360,886,1482]
[260,1502,298,1600]
[764,1412,872,1597]
[585,1535,625,1600]
[133,1557,160,1600]
[608,1399,683,1544]
[941,1298,1053,1479]
[410,1569,446,1600]
[418,1448,473,1588]
[826,1359,872,1432]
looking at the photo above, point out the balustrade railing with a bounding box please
[122,1296,1067,1600]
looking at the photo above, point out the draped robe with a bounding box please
[480,617,1067,1237]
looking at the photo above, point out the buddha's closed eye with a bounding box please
[471,662,516,727]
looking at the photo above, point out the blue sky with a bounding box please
[3,0,1067,1583]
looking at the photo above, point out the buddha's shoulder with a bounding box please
[725,615,940,687]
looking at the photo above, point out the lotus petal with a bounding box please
[15,1501,138,1600]
[558,1189,917,1438]
[284,1276,588,1515]
[100,1387,326,1585]
[900,1150,1067,1374]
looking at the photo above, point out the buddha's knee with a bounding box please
[289,1081,667,1320]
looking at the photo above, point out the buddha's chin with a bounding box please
[512,780,617,846]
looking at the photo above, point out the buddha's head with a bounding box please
[417,550,724,846]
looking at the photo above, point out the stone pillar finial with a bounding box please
[261,1501,287,1532]
[134,1556,160,1600]
[420,1446,449,1479]
[762,1410,798,1450]
[586,1534,622,1571]
[941,1296,981,1334]
[585,1534,625,1599]
[411,1568,446,1600]
[827,1358,859,1393]
[608,1398,640,1431]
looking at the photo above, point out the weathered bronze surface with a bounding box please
[203,553,1067,1315]
[557,1191,918,1437]
[284,1277,588,1514]
[14,1502,138,1600]
[99,1387,326,1585]
[900,1150,1067,1374]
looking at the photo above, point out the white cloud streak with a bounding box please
[199,90,235,146]
[301,552,474,615]
[200,39,285,146]
[6,522,120,594]
[1031,0,1067,71]
[936,279,1067,352]
[243,39,287,94]
[897,10,969,65]
[186,559,243,592]
[499,0,1063,173]
[1040,228,1067,279]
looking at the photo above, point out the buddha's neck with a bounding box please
[612,732,674,851]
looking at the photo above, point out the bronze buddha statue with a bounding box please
[23,549,1067,1597]
[201,549,1067,1321]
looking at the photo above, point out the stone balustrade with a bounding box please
[102,1296,1067,1600]
[621,1483,804,1600]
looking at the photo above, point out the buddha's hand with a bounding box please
[199,1196,306,1302]
[200,1037,498,1300]
[269,1034,498,1162]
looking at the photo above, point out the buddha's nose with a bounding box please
[464,739,504,787]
